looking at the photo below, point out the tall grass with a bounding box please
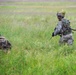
[0,2,76,75]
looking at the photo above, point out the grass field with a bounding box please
[0,1,76,75]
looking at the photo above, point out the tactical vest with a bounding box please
[0,36,11,50]
[61,19,72,35]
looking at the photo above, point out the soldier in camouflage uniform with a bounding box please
[52,11,73,45]
[0,35,11,51]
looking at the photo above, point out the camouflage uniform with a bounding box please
[59,33,73,45]
[0,35,11,50]
[54,18,73,45]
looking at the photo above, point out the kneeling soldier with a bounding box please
[0,35,12,52]
[52,11,73,45]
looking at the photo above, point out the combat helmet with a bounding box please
[60,9,66,17]
[57,9,66,18]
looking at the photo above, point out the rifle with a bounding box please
[71,28,76,31]
[50,36,52,39]
[50,32,55,39]
[50,32,63,39]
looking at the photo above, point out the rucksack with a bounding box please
[0,36,11,50]
[61,19,72,35]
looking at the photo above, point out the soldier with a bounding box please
[0,35,11,52]
[52,11,73,45]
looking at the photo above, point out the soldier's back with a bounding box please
[0,35,11,50]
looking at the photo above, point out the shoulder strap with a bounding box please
[62,19,70,27]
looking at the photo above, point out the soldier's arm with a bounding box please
[54,22,62,36]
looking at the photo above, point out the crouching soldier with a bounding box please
[52,11,73,45]
[0,35,12,52]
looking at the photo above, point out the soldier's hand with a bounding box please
[52,32,54,37]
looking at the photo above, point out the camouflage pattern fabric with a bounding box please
[61,19,72,35]
[59,33,73,45]
[0,36,11,50]
[53,18,73,45]
[54,21,62,36]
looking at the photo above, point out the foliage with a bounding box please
[0,2,76,75]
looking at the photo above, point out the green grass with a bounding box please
[0,2,76,75]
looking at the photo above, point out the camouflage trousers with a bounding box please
[59,33,73,45]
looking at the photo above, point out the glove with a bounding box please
[52,32,54,37]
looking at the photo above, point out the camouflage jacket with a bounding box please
[54,18,72,36]
[0,36,11,50]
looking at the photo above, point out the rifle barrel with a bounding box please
[50,37,52,39]
[71,28,76,31]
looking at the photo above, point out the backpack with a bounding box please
[61,19,72,35]
[0,36,11,50]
